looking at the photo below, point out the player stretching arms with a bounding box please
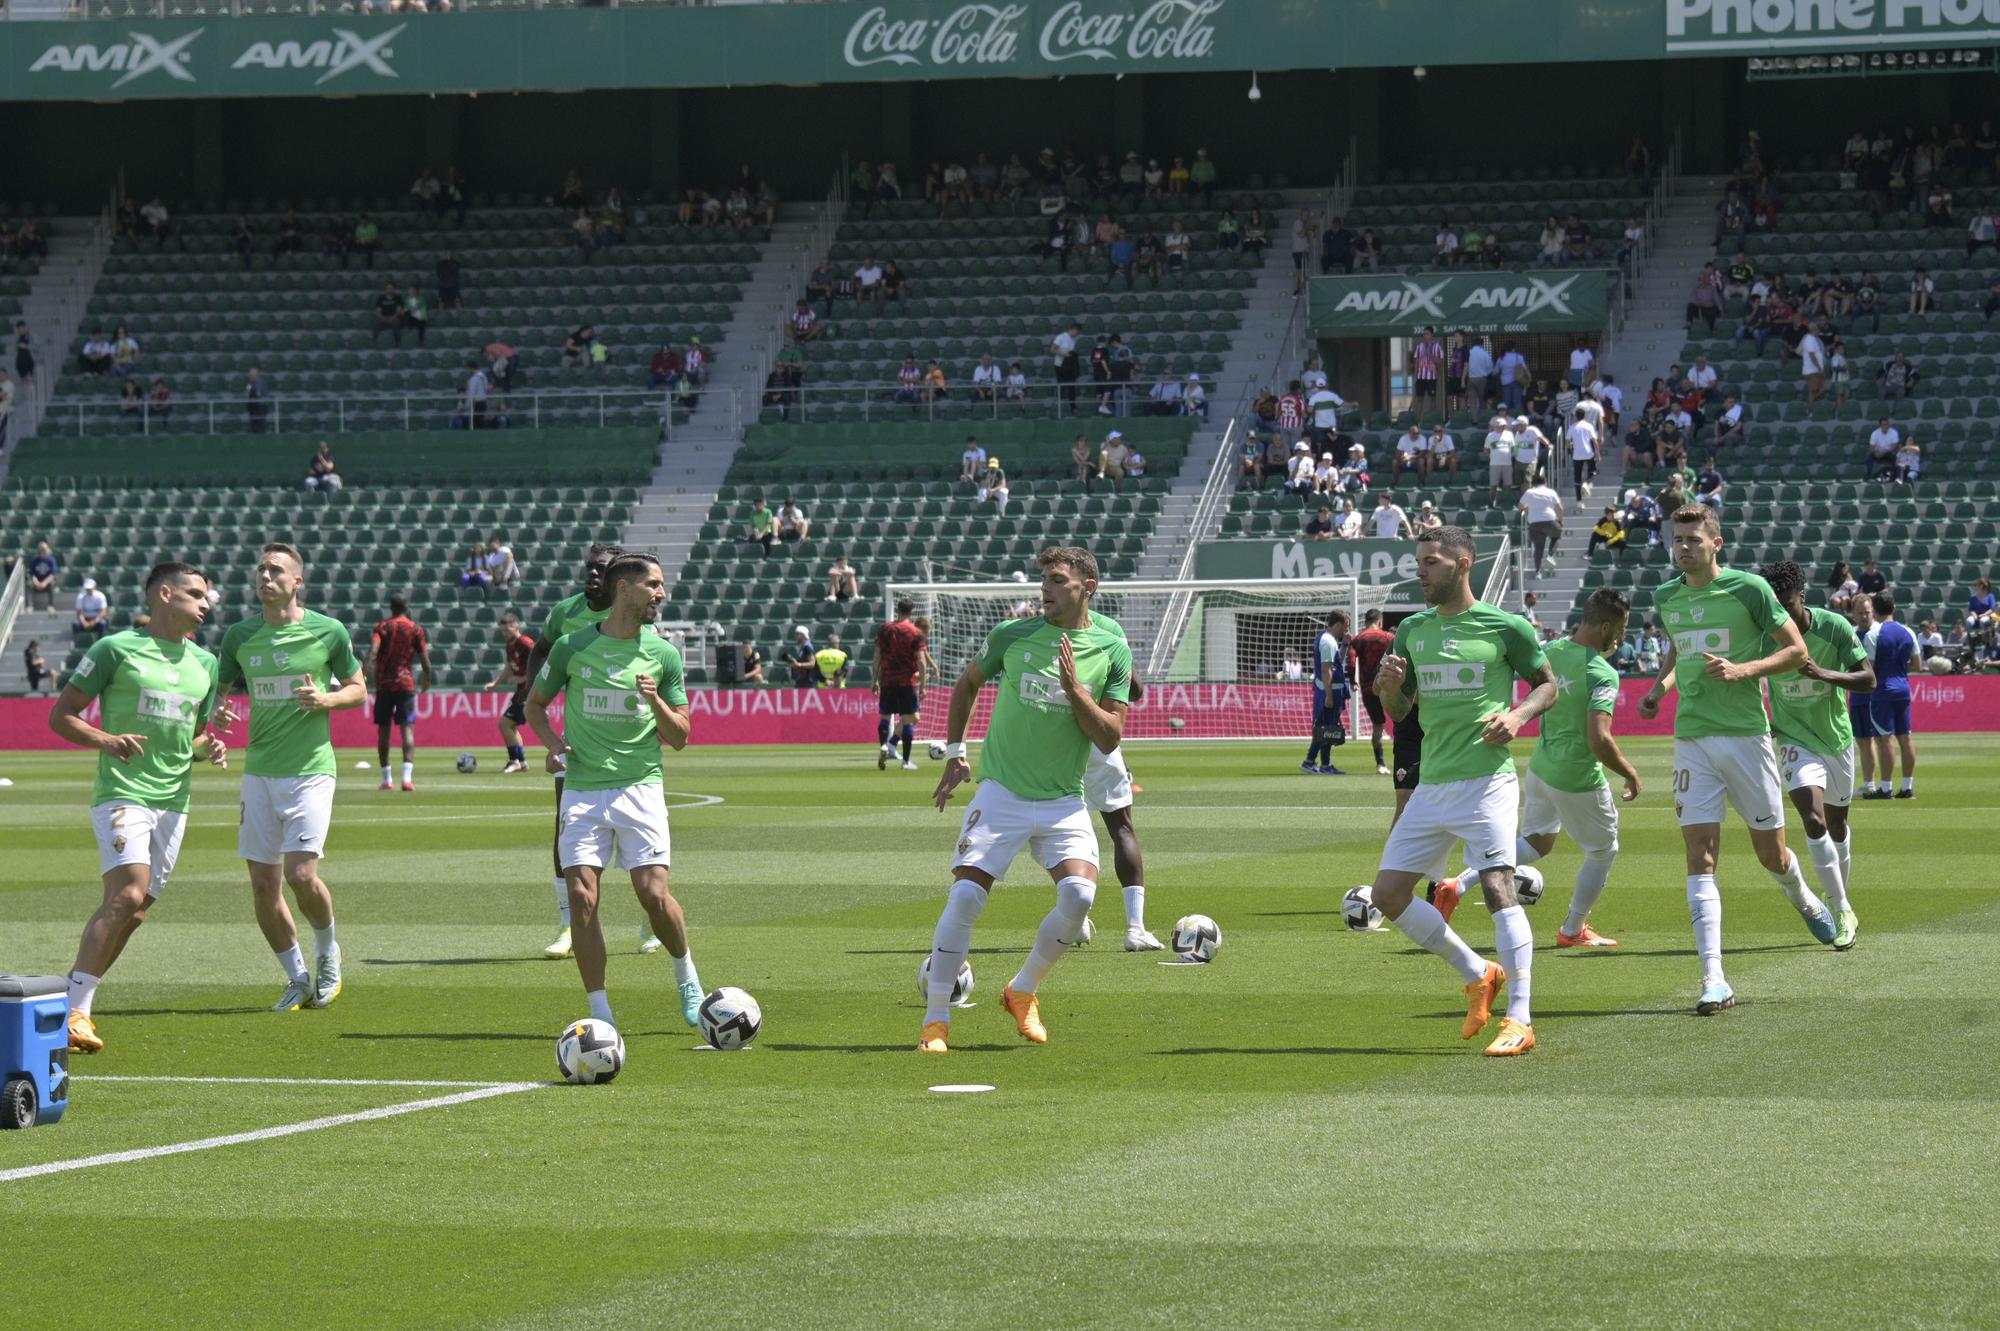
[1349,608,1396,775]
[919,546,1132,1053]
[368,594,432,791]
[1640,505,1831,1018]
[874,599,925,771]
[525,553,705,1031]
[54,562,227,1053]
[1084,669,1164,951]
[215,543,368,1011]
[1301,609,1350,774]
[484,611,538,773]
[1363,526,1557,1057]
[1760,561,1872,951]
[1432,588,1641,945]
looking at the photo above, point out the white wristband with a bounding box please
[944,742,968,763]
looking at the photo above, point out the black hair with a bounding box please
[144,561,204,598]
[581,542,627,611]
[895,599,915,617]
[604,553,663,592]
[389,593,410,616]
[1758,560,1805,604]
[1581,587,1632,627]
[1870,592,1896,618]
[1419,524,1477,561]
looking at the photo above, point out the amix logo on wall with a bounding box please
[28,23,404,89]
[28,30,202,89]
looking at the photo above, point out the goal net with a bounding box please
[883,577,1393,742]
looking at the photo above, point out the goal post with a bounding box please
[882,577,1394,742]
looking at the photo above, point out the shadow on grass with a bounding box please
[844,948,1022,957]
[1252,910,1345,918]
[762,1042,1026,1054]
[339,1031,547,1043]
[1411,1006,1680,1020]
[361,956,547,968]
[1153,1046,1460,1058]
[103,1006,267,1017]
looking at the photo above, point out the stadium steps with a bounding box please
[0,606,69,694]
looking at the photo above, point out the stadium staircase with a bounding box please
[4,217,108,454]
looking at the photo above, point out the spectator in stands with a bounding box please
[1107,226,1137,289]
[1133,226,1165,285]
[1071,434,1095,492]
[74,578,109,643]
[1483,417,1516,504]
[78,328,113,375]
[814,635,851,688]
[371,283,404,345]
[117,378,143,421]
[805,257,839,315]
[1286,441,1317,495]
[684,337,710,387]
[1588,506,1626,555]
[1355,228,1383,272]
[1497,341,1530,412]
[1464,336,1496,410]
[776,498,811,544]
[957,351,996,407]
[960,436,988,483]
[1335,497,1364,540]
[144,377,170,422]
[557,168,586,209]
[1562,213,1595,266]
[1432,219,1460,268]
[742,496,775,556]
[443,168,468,226]
[1370,490,1412,540]
[482,535,520,589]
[305,442,342,495]
[354,215,381,268]
[1290,209,1314,293]
[245,367,269,433]
[1520,475,1564,575]
[648,343,682,389]
[23,639,49,694]
[561,327,591,370]
[1241,209,1269,257]
[140,197,173,248]
[1303,503,1337,542]
[1412,501,1442,538]
[1427,423,1458,476]
[1145,368,1181,417]
[108,325,141,379]
[1049,321,1082,409]
[1164,220,1194,276]
[1867,416,1901,479]
[1320,216,1356,275]
[1391,425,1425,482]
[1798,321,1828,409]
[1964,577,1997,644]
[921,359,949,404]
[459,359,489,430]
[1857,560,1888,597]
[785,626,816,686]
[460,542,496,590]
[1311,450,1339,495]
[1917,619,1946,664]
[1685,264,1725,333]
[781,299,820,345]
[978,458,1009,513]
[1695,455,1727,511]
[1894,436,1922,484]
[401,288,430,347]
[1907,267,1935,316]
[1877,350,1919,400]
[891,355,922,407]
[1004,362,1028,403]
[1532,214,1564,268]
[27,540,58,610]
[853,255,885,303]
[1659,471,1690,513]
[880,259,908,301]
[1098,430,1131,490]
[11,322,30,389]
[1184,372,1209,420]
[1338,442,1370,494]
[1709,395,1746,450]
[419,250,458,314]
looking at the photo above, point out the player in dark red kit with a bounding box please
[1348,608,1396,776]
[873,598,927,771]
[368,593,433,791]
[484,611,538,773]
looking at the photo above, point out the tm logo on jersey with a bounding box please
[135,688,200,723]
[580,688,641,718]
[1416,661,1486,693]
[1673,627,1732,655]
[1776,675,1830,701]
[1018,672,1066,711]
[252,675,305,703]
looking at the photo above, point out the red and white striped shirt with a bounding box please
[1278,393,1305,431]
[1412,338,1442,381]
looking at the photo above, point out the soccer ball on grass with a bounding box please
[1170,914,1222,962]
[698,987,763,1050]
[455,752,478,774]
[927,741,949,761]
[916,956,974,1005]
[1342,885,1386,932]
[556,1018,625,1085]
[1512,865,1545,907]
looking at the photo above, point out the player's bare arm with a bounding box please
[1799,657,1876,691]
[1128,669,1146,705]
[635,674,692,751]
[419,643,435,693]
[931,660,986,810]
[1374,653,1412,720]
[1056,635,1125,753]
[1638,644,1679,720]
[49,685,145,763]
[294,669,368,714]
[525,685,569,774]
[1702,616,1806,683]
[1587,710,1642,801]
[1482,661,1557,745]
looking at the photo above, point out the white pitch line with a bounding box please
[0,1081,544,1184]
[79,1075,526,1088]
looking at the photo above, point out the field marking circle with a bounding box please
[929,1084,994,1094]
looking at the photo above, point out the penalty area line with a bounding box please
[0,1081,545,1184]
[78,1074,530,1088]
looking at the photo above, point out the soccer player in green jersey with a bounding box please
[52,561,228,1054]
[1761,560,1874,951]
[1367,526,1557,1057]
[920,546,1133,1054]
[1438,588,1643,947]
[525,553,705,1034]
[216,543,368,1012]
[1639,506,1830,1018]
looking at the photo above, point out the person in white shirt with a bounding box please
[1413,499,1442,537]
[1711,395,1746,449]
[1595,374,1624,425]
[1567,339,1595,388]
[1906,268,1935,317]
[1564,416,1598,501]
[1004,363,1028,401]
[1519,478,1565,574]
[960,437,987,481]
[1434,223,1460,267]
[1894,438,1922,484]
[1393,423,1426,480]
[1484,419,1517,503]
[854,257,886,302]
[1514,417,1549,487]
[1300,358,1329,393]
[1335,497,1363,540]
[1866,417,1900,479]
[971,353,1003,402]
[1306,384,1343,448]
[1798,327,1827,407]
[73,577,110,642]
[1464,338,1496,409]
[1312,451,1339,495]
[1183,373,1208,419]
[1286,441,1317,495]
[1687,354,1718,401]
[1369,491,1411,540]
[1426,424,1458,476]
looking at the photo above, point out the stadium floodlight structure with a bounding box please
[884,576,1392,742]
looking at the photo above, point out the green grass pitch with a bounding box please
[1,737,1996,1329]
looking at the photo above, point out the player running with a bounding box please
[873,599,926,771]
[919,546,1133,1053]
[1431,588,1641,946]
[525,552,705,1031]
[1861,593,1918,801]
[484,611,538,773]
[1640,505,1832,1018]
[216,542,368,1012]
[1760,561,1873,951]
[368,594,432,791]
[1083,669,1164,951]
[1348,608,1396,775]
[1363,526,1557,1057]
[53,562,227,1053]
[1301,609,1350,774]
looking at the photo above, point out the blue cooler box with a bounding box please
[0,974,71,1128]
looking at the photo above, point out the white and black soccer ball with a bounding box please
[1342,885,1386,932]
[927,741,948,761]
[455,752,478,774]
[1171,913,1222,962]
[1513,865,1546,907]
[917,956,974,1005]
[698,986,762,1051]
[556,1018,625,1085]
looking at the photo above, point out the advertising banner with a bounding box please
[1308,271,1613,340]
[1193,535,1504,607]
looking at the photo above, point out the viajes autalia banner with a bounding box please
[1308,272,1614,340]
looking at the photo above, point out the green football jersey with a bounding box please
[1767,606,1866,756]
[534,625,688,791]
[541,591,610,646]
[216,610,362,778]
[68,630,220,812]
[1655,566,1787,738]
[1391,602,1546,786]
[1531,637,1622,793]
[974,612,1132,801]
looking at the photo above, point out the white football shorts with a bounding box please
[558,782,672,871]
[91,801,187,897]
[1673,734,1785,829]
[238,773,336,864]
[1380,770,1520,877]
[1521,769,1620,854]
[1084,745,1134,814]
[953,780,1098,878]
[1778,741,1855,809]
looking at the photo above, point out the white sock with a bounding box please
[1389,896,1488,985]
[1562,850,1617,935]
[1514,838,1544,866]
[1492,905,1533,1025]
[312,922,337,959]
[276,945,309,984]
[1122,884,1146,931]
[1768,849,1828,918]
[1010,876,1095,996]
[670,949,699,989]
[401,760,414,784]
[925,879,989,1023]
[1806,834,1848,913]
[587,989,614,1024]
[67,970,101,1017]
[381,765,392,784]
[1687,873,1724,984]
[1901,776,1914,793]
[553,876,571,927]
[1835,828,1853,893]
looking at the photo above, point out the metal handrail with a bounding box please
[742,375,1230,426]
[0,560,25,670]
[36,384,683,436]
